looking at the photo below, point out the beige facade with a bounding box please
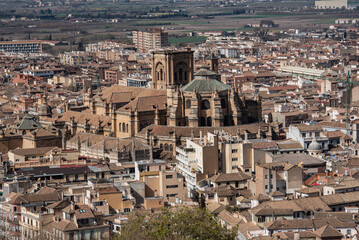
[315,0,347,8]
[151,49,194,90]
[143,169,187,203]
[255,162,303,196]
[59,52,94,66]
[132,29,168,51]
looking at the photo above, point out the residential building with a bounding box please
[132,29,168,51]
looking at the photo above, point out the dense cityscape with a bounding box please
[1,0,359,239]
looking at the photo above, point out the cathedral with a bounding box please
[153,49,261,127]
[71,48,261,138]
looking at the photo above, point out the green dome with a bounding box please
[181,78,230,92]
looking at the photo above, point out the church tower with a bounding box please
[151,48,194,90]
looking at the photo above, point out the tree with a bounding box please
[78,41,85,51]
[113,206,237,240]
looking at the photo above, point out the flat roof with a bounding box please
[277,66,325,77]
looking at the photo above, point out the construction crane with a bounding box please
[322,71,359,136]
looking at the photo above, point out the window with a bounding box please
[270,174,273,178]
[265,175,268,179]
[302,133,306,138]
[100,229,105,238]
[221,98,226,108]
[232,149,238,153]
[258,216,265,223]
[201,100,210,110]
[79,209,86,213]
[124,208,131,213]
[166,194,177,197]
[232,158,238,162]
[186,100,191,109]
[347,230,351,235]
[166,175,173,179]
[265,185,268,189]
[207,117,212,127]
[166,185,178,189]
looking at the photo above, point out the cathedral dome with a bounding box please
[181,69,230,93]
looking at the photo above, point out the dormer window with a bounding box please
[79,209,86,213]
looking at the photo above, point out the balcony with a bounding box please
[303,136,328,141]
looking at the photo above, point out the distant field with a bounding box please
[230,13,294,19]
[169,36,207,44]
[0,0,358,48]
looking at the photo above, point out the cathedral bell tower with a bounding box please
[151,48,194,90]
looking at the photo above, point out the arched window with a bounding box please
[185,117,189,126]
[186,99,191,109]
[156,63,164,82]
[201,100,210,110]
[160,143,163,149]
[126,124,129,133]
[224,115,229,126]
[221,98,226,108]
[164,144,169,151]
[122,123,126,132]
[200,117,205,127]
[174,62,189,84]
[119,123,121,132]
[207,117,212,127]
[170,144,173,151]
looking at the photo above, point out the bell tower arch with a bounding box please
[151,49,194,90]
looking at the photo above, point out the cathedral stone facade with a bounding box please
[167,68,260,127]
[153,49,261,127]
[151,49,194,90]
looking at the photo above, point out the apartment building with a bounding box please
[254,161,303,195]
[176,134,219,197]
[43,202,110,240]
[0,41,42,53]
[104,68,122,84]
[287,124,329,150]
[135,160,187,205]
[59,52,94,66]
[132,29,168,51]
[218,133,253,174]
[21,68,54,79]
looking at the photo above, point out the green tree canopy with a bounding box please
[113,206,237,240]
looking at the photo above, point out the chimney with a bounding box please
[244,131,249,143]
[149,136,154,163]
[70,201,75,211]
